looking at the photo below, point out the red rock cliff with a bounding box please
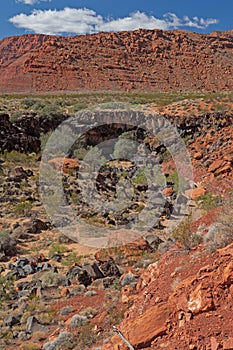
[0,29,232,93]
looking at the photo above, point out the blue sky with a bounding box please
[0,0,232,39]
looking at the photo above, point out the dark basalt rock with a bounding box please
[0,233,17,261]
[3,315,21,327]
[23,218,50,234]
[0,113,40,153]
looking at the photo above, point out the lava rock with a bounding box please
[4,315,21,327]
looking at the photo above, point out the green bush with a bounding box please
[132,169,147,185]
[39,131,53,151]
[40,271,66,288]
[21,98,38,109]
[48,244,67,257]
[11,200,32,216]
[61,252,82,266]
[0,274,15,306]
[167,171,189,194]
[10,111,23,121]
[31,100,62,117]
[2,150,36,166]
[195,192,221,211]
[73,101,88,112]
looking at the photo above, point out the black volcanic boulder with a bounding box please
[98,257,121,278]
[8,167,32,182]
[0,113,41,153]
[0,232,17,261]
[23,218,50,234]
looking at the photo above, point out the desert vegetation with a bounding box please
[0,91,232,350]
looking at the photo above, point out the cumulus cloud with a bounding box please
[17,0,51,5]
[9,7,219,35]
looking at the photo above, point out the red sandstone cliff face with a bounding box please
[0,29,232,93]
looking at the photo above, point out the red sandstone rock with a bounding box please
[208,159,226,173]
[100,239,233,350]
[0,29,232,93]
[185,186,206,199]
[210,336,221,350]
[215,163,232,175]
[222,261,233,286]
[162,186,173,197]
[187,282,215,315]
[193,152,203,160]
[48,157,79,174]
[223,338,233,350]
[102,302,173,349]
[94,236,150,263]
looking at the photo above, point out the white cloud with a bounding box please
[9,7,219,35]
[17,0,51,5]
[96,12,168,32]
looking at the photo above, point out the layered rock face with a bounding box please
[0,29,232,93]
[102,243,233,350]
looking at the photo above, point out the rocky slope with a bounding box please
[0,29,233,93]
[101,242,233,350]
[0,100,232,349]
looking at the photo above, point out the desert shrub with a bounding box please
[204,195,233,250]
[119,131,137,140]
[0,274,16,306]
[40,271,66,288]
[80,146,106,170]
[10,111,23,121]
[11,200,32,216]
[172,215,202,250]
[48,244,67,257]
[38,309,57,324]
[2,150,36,166]
[104,301,125,325]
[159,149,172,163]
[132,169,147,185]
[167,170,189,194]
[40,131,53,151]
[182,134,191,145]
[43,331,75,350]
[73,101,88,112]
[80,306,98,318]
[32,100,62,117]
[21,98,38,109]
[99,101,129,109]
[76,324,97,349]
[61,252,82,266]
[70,314,89,328]
[195,192,221,211]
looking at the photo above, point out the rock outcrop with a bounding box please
[0,113,68,153]
[102,243,233,349]
[0,29,232,93]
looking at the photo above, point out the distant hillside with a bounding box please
[0,29,232,93]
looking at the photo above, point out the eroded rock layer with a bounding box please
[0,29,232,93]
